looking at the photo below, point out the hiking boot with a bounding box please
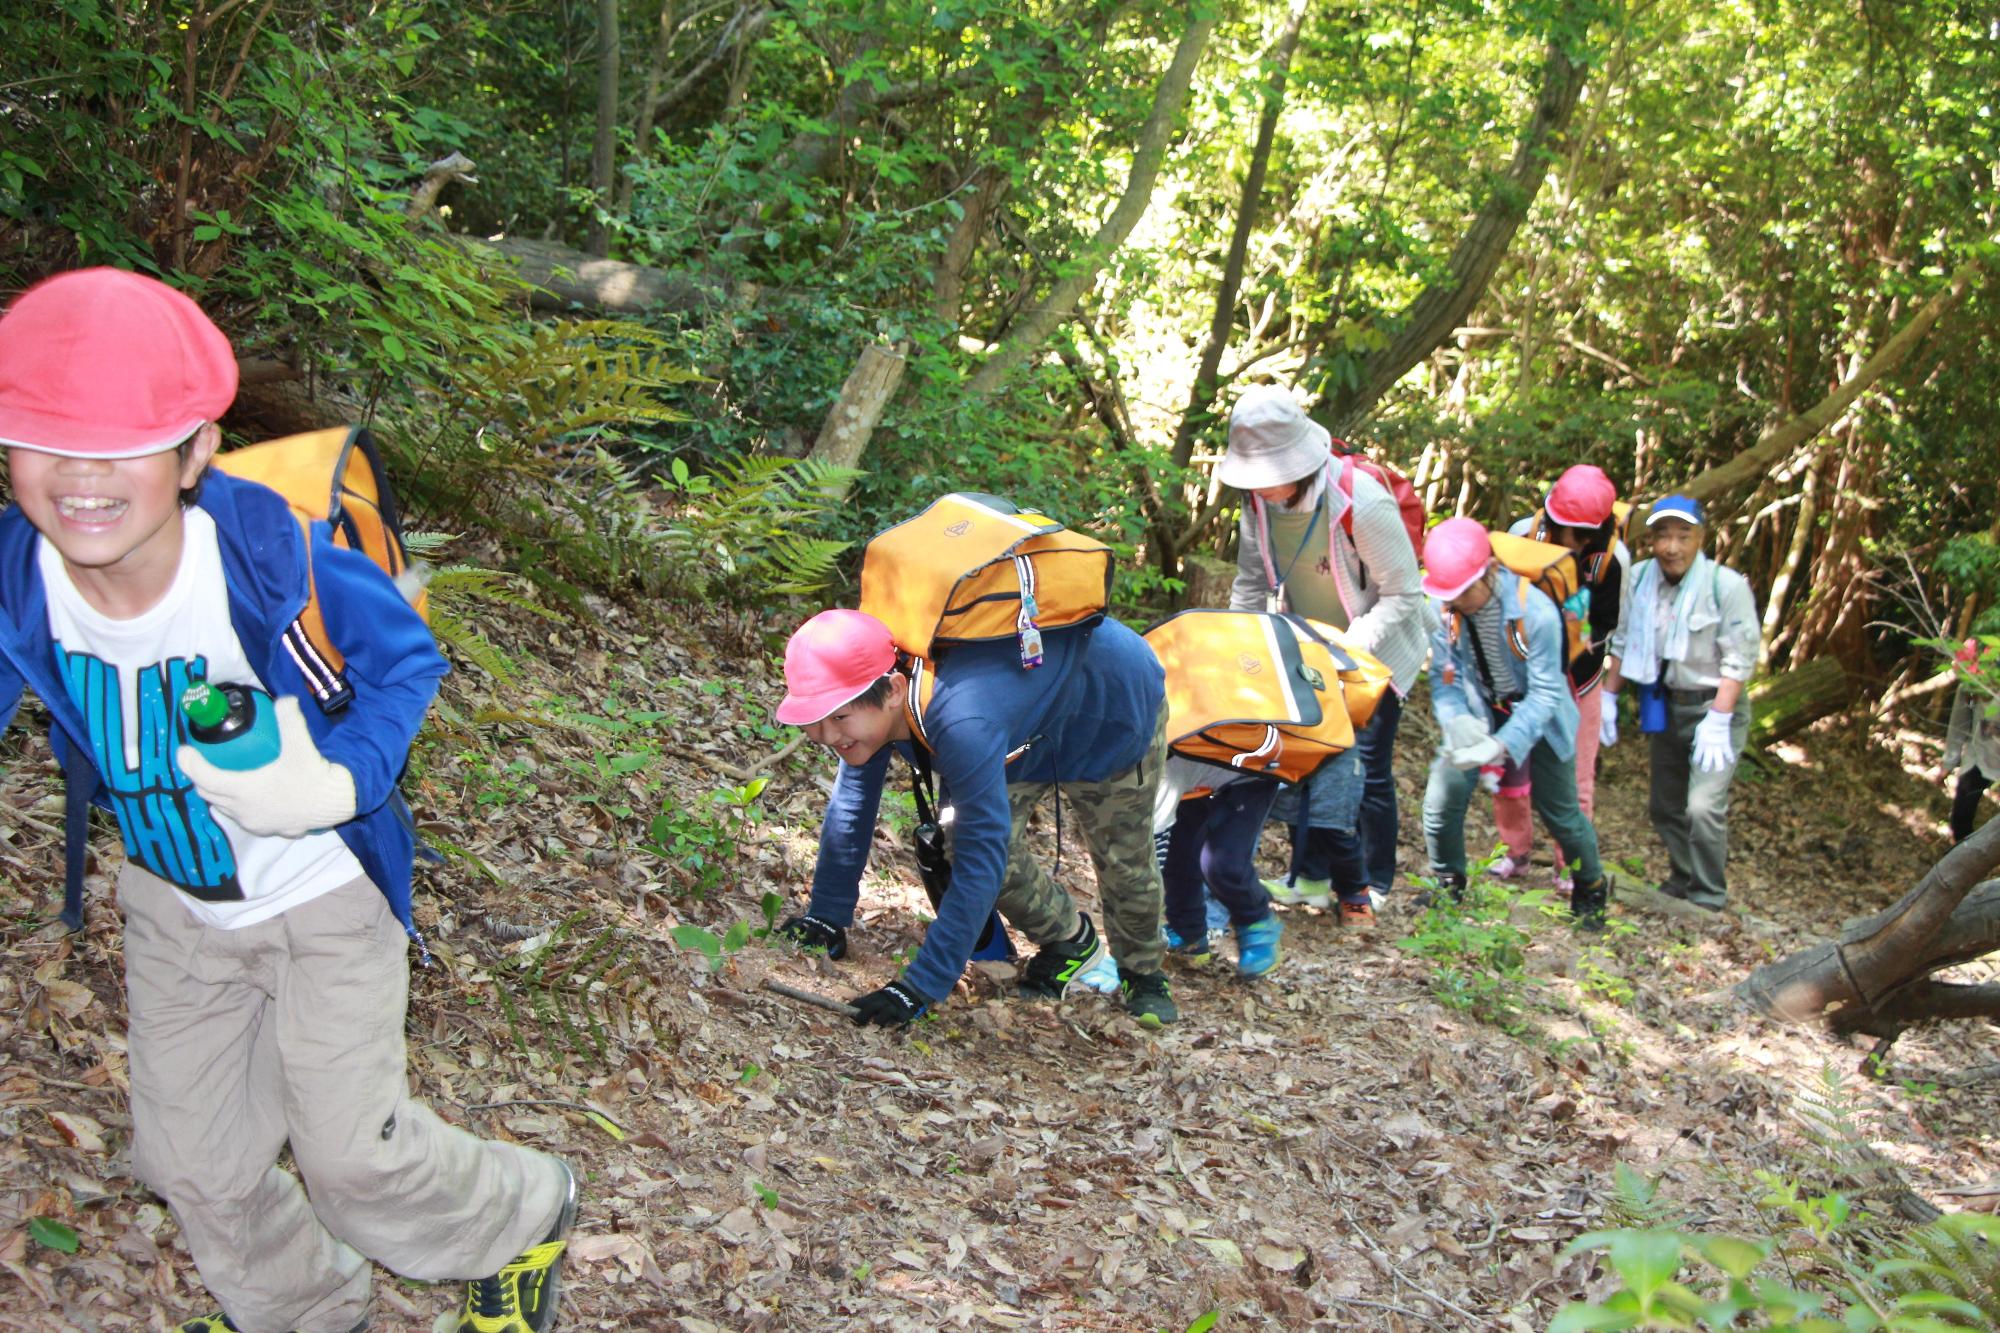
[1487,854,1522,881]
[1336,899,1377,932]
[1263,875,1332,908]
[1019,914,1107,999]
[1233,916,1282,978]
[456,1159,578,1333]
[1411,872,1468,910]
[1119,968,1178,1027]
[1569,874,1610,932]
[1162,925,1213,967]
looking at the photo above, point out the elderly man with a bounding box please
[1602,494,1760,911]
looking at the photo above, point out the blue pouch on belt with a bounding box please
[1638,680,1669,733]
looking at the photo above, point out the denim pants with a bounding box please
[1279,689,1404,897]
[1424,736,1601,884]
[1162,778,1281,940]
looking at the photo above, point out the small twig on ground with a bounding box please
[1321,1295,1458,1329]
[0,802,63,840]
[760,976,860,1018]
[461,1097,625,1131]
[1937,1060,2000,1088]
[680,733,810,783]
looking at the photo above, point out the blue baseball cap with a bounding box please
[1646,494,1705,527]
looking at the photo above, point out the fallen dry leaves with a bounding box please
[1,594,1996,1331]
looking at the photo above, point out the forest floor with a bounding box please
[4,590,1999,1333]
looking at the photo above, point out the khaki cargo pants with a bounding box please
[119,865,568,1333]
[993,704,1168,975]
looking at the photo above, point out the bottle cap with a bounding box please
[181,682,228,728]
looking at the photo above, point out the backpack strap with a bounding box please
[281,553,355,714]
[59,741,96,931]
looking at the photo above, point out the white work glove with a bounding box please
[1598,687,1619,748]
[1443,713,1491,753]
[1691,708,1739,774]
[178,696,358,837]
[1451,734,1505,771]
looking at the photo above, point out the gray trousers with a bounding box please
[994,705,1168,975]
[121,865,568,1333]
[1648,693,1751,906]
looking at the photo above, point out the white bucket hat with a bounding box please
[1217,386,1332,491]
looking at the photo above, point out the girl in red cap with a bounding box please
[1487,464,1632,893]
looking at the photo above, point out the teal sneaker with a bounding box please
[1119,967,1178,1027]
[1162,924,1213,967]
[1263,875,1332,908]
[1233,915,1283,977]
[1019,914,1107,999]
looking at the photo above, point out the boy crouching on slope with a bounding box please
[0,269,575,1333]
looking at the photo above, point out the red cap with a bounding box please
[0,268,238,458]
[1420,517,1494,600]
[776,609,897,725]
[1545,464,1617,529]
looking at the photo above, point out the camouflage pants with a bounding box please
[995,704,1168,975]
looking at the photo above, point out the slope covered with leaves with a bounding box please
[3,591,1998,1332]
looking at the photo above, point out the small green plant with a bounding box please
[1577,947,1636,1008]
[752,1179,780,1208]
[467,753,541,808]
[1398,871,1550,1031]
[28,1216,79,1254]
[645,783,764,896]
[669,919,754,973]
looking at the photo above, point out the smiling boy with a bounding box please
[0,269,575,1333]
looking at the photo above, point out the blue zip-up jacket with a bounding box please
[0,470,448,933]
[806,619,1164,1002]
[1428,572,1579,765]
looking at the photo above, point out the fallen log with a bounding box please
[1747,654,1851,748]
[464,236,724,316]
[1736,815,2000,1040]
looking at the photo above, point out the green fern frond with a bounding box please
[428,605,518,682]
[1604,1162,1689,1231]
[427,565,562,622]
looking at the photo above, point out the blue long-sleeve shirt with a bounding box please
[1428,573,1579,765]
[806,619,1164,1001]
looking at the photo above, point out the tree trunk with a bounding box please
[588,0,620,257]
[621,1,677,212]
[964,12,1217,397]
[806,343,907,499]
[1736,815,2000,1037]
[1182,554,1236,609]
[1677,253,1984,508]
[465,236,723,314]
[1314,28,1588,434]
[1170,0,1308,475]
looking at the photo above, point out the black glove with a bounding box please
[849,980,931,1028]
[776,914,848,960]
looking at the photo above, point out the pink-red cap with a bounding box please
[1421,517,1494,600]
[1545,464,1617,528]
[776,609,897,725]
[0,268,238,458]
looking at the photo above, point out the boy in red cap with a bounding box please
[0,269,575,1333]
[772,606,1178,1027]
[1487,464,1631,891]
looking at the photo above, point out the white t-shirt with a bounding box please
[41,508,363,928]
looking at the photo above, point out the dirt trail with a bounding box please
[3,600,1996,1331]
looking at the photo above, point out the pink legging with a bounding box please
[1493,681,1602,866]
